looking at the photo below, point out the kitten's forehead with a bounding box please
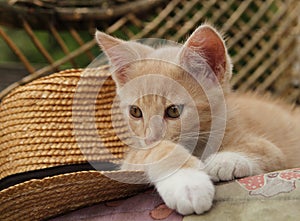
[135,95,168,112]
[117,56,209,107]
[146,46,181,62]
[131,59,181,77]
[118,73,192,106]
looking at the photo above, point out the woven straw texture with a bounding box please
[0,66,150,221]
[0,170,148,221]
[0,0,299,103]
[0,66,129,180]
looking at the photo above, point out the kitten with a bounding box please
[95,24,300,215]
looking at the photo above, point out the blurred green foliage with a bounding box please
[0,26,97,69]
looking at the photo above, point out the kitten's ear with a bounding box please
[95,31,133,87]
[95,30,154,87]
[179,25,231,83]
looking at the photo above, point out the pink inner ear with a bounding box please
[113,64,129,86]
[96,31,132,87]
[186,27,227,80]
[104,47,131,86]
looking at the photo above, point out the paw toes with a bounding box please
[204,152,257,182]
[156,169,214,215]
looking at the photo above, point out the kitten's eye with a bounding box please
[129,105,143,119]
[165,105,183,119]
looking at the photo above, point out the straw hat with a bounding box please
[0,66,148,220]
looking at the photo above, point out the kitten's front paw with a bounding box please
[204,152,262,182]
[155,169,214,215]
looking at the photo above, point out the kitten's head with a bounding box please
[96,25,231,151]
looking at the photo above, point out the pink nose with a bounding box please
[145,115,165,145]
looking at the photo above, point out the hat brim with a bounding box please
[0,169,148,221]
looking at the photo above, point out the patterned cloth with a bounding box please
[51,168,300,221]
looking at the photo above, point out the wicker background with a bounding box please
[0,0,299,103]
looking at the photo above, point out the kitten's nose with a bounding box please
[145,115,165,145]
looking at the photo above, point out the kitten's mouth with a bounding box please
[142,139,163,150]
[145,137,162,146]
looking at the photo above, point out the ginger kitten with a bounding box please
[95,25,300,215]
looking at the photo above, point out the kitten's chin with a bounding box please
[141,139,161,149]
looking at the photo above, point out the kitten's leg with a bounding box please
[122,140,214,215]
[203,137,286,182]
[204,151,262,182]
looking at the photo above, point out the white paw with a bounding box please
[204,152,261,182]
[155,168,215,215]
